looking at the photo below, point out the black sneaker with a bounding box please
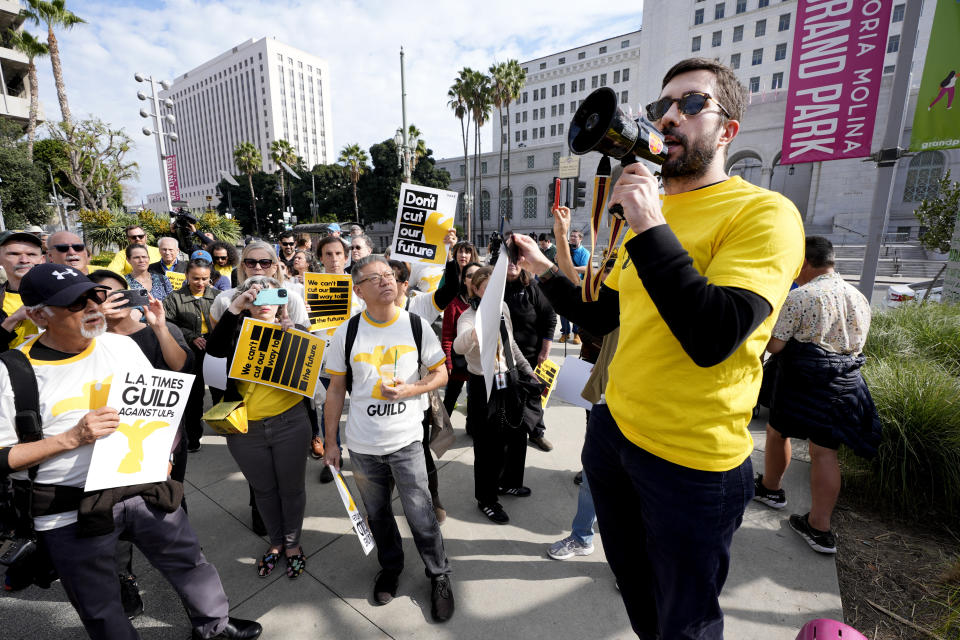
[498,486,532,497]
[430,575,455,622]
[373,570,400,605]
[119,574,144,619]
[753,474,787,509]
[573,470,583,485]
[789,513,837,554]
[478,502,509,524]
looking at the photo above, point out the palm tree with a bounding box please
[407,124,427,172]
[504,60,526,231]
[23,0,85,128]
[489,62,510,236]
[269,138,296,205]
[449,70,473,239]
[338,143,368,225]
[234,141,262,235]
[6,29,48,161]
[467,70,492,245]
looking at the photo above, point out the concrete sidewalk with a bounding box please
[0,345,842,639]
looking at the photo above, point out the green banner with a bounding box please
[910,0,960,151]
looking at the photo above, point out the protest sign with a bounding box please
[85,369,194,491]
[202,355,228,390]
[535,358,560,408]
[409,262,444,294]
[304,273,353,331]
[165,271,186,291]
[333,467,375,555]
[553,357,594,410]
[389,184,458,266]
[228,317,324,397]
[475,257,508,399]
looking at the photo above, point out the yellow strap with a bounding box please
[583,170,625,302]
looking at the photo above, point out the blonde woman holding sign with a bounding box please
[206,276,312,580]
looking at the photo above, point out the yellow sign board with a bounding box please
[166,271,186,291]
[535,358,560,408]
[228,318,324,397]
[304,273,353,331]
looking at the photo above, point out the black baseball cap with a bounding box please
[20,263,104,307]
[0,230,43,248]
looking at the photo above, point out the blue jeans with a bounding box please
[571,471,597,545]
[349,441,451,578]
[560,316,578,336]
[583,404,753,640]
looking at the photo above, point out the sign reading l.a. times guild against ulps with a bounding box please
[389,184,458,266]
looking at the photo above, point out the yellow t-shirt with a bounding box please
[603,176,804,472]
[3,289,40,348]
[105,245,162,275]
[215,265,232,279]
[237,381,302,422]
[193,293,208,334]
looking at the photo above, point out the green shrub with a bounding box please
[88,251,115,267]
[865,303,960,374]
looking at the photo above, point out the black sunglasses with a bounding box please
[127,233,146,240]
[645,91,731,121]
[243,258,274,269]
[64,288,108,312]
[280,241,295,246]
[52,243,85,253]
[213,254,229,261]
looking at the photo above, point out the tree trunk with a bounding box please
[352,175,359,223]
[47,28,72,127]
[492,105,502,247]
[26,61,38,161]
[921,262,947,304]
[505,102,512,234]
[461,117,471,238]
[247,172,259,235]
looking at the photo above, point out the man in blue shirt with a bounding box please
[560,230,590,344]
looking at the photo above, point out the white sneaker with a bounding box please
[547,535,594,560]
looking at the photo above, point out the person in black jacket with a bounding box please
[504,260,557,451]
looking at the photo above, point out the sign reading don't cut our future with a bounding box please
[389,184,458,266]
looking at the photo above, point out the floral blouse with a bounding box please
[771,272,871,355]
[126,271,173,301]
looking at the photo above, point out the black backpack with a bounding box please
[343,312,423,393]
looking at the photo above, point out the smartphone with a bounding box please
[254,288,289,306]
[112,289,149,308]
[503,234,521,265]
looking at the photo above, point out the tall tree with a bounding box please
[407,124,427,172]
[358,138,450,225]
[338,143,368,225]
[467,70,492,244]
[449,70,473,240]
[234,141,262,236]
[0,120,49,229]
[23,0,84,128]
[6,29,48,161]
[46,118,137,210]
[504,60,526,230]
[490,62,509,237]
[269,138,296,205]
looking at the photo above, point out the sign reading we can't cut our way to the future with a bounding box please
[389,184,458,266]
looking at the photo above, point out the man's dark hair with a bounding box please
[388,259,410,283]
[316,235,346,258]
[278,230,295,242]
[88,269,126,290]
[805,236,835,269]
[661,57,746,123]
[537,233,551,243]
[209,241,237,266]
[124,225,145,238]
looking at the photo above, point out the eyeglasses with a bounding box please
[243,258,274,269]
[351,245,364,251]
[63,288,108,312]
[127,233,146,241]
[356,271,396,286]
[280,241,295,246]
[213,254,229,261]
[52,243,85,253]
[644,91,731,122]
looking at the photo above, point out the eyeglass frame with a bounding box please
[61,288,109,313]
[126,233,146,241]
[242,258,275,269]
[52,243,86,253]
[644,91,732,122]
[355,271,396,287]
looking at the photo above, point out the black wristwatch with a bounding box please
[538,265,559,281]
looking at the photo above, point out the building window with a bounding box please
[459,164,465,177]
[712,31,722,47]
[600,73,607,85]
[540,126,545,138]
[903,151,945,202]
[523,111,528,122]
[571,80,577,93]
[480,190,491,221]
[559,103,565,115]
[892,3,904,22]
[758,0,769,6]
[527,155,536,169]
[599,46,607,54]
[539,62,546,69]
[695,8,704,24]
[516,112,521,124]
[755,19,766,37]
[775,42,787,60]
[571,100,577,112]
[749,76,760,93]
[614,70,621,83]
[692,36,702,52]
[558,122,564,135]
[516,131,521,142]
[522,186,538,219]
[771,72,783,90]
[736,0,746,13]
[883,64,895,74]
[715,3,725,20]
[623,68,630,81]
[729,156,762,185]
[504,158,510,171]
[578,51,586,59]
[558,56,565,64]
[579,79,585,91]
[523,91,528,103]
[533,129,538,140]
[592,75,599,88]
[887,34,900,54]
[778,13,790,31]
[553,152,561,167]
[500,188,513,219]
[559,83,565,95]
[481,161,488,174]
[540,107,545,119]
[533,110,538,121]
[551,104,557,117]
[731,53,741,69]
[621,90,629,104]
[733,25,743,42]
[621,39,630,48]
[752,48,763,65]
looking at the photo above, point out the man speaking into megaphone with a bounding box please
[512,57,804,639]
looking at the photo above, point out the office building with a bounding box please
[0,0,44,127]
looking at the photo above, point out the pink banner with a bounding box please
[165,154,181,201]
[781,0,893,164]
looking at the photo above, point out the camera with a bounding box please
[172,208,197,230]
[0,536,36,567]
[488,231,503,264]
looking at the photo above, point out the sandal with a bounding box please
[257,550,279,578]
[286,550,306,579]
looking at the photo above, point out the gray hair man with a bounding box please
[46,231,91,275]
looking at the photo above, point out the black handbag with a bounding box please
[497,319,546,429]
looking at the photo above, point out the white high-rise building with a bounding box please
[0,0,44,127]
[146,37,334,210]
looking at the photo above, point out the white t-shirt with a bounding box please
[324,308,445,456]
[404,291,442,324]
[0,333,152,531]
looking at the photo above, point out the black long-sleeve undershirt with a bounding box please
[539,225,772,368]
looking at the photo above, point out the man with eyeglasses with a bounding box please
[0,263,262,640]
[512,58,804,638]
[105,225,161,276]
[0,231,44,350]
[277,231,297,272]
[149,237,188,278]
[346,235,373,274]
[46,231,91,275]
[323,255,454,623]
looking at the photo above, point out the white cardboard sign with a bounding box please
[476,257,509,400]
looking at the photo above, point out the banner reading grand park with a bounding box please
[910,0,960,152]
[781,0,893,164]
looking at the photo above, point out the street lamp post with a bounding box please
[135,72,178,213]
[394,48,419,184]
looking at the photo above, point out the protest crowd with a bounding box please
[0,58,881,640]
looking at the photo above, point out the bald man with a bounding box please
[46,231,91,274]
[149,237,187,276]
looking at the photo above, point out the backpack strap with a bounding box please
[0,350,43,482]
[343,314,362,393]
[499,317,516,372]
[409,312,423,372]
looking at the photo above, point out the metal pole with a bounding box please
[400,47,411,183]
[149,76,173,213]
[858,0,923,300]
[311,172,317,222]
[48,165,67,229]
[0,179,5,234]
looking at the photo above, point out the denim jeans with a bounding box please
[571,471,597,546]
[583,404,753,640]
[560,316,579,336]
[349,441,451,578]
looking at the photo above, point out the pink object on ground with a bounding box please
[796,619,868,640]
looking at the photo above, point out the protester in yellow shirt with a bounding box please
[0,231,44,349]
[104,225,161,275]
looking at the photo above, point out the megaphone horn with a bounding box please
[568,87,668,167]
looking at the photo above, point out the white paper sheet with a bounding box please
[476,256,508,400]
[202,355,228,390]
[553,357,594,410]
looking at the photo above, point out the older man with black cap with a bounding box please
[0,263,262,640]
[0,230,44,350]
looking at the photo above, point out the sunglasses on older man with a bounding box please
[644,91,731,122]
[63,289,108,312]
[52,243,86,253]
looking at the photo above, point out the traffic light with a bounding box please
[574,180,587,209]
[548,177,558,207]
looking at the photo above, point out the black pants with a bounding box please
[442,377,465,417]
[185,351,206,448]
[468,374,527,505]
[524,355,547,438]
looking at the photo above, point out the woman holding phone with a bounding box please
[206,276,311,580]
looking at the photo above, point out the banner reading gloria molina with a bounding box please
[389,184,458,265]
[910,0,960,153]
[781,0,893,164]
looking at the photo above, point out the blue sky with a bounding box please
[28,0,642,201]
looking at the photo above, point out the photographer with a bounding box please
[510,58,804,637]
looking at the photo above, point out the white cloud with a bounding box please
[29,0,641,201]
